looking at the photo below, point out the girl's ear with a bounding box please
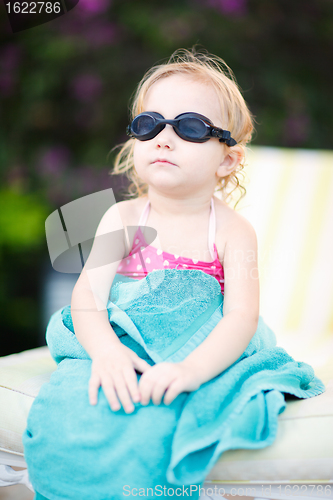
[217,145,244,178]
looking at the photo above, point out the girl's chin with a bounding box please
[150,183,192,198]
[144,172,182,187]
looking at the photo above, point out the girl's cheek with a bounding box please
[133,142,146,165]
[133,144,148,179]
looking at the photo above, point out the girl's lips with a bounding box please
[152,159,177,166]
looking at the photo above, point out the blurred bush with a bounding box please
[0,0,332,354]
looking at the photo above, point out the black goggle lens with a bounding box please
[132,114,156,136]
[178,117,207,140]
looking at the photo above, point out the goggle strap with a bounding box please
[217,130,237,147]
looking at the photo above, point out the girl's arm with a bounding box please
[138,214,259,407]
[180,214,260,384]
[71,202,151,413]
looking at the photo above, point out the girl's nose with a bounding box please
[155,124,174,149]
[157,140,170,149]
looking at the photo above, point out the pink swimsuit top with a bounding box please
[116,197,225,294]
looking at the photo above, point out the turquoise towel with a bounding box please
[23,270,325,500]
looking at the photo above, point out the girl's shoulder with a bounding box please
[114,196,147,226]
[214,197,254,229]
[214,197,257,256]
[102,198,147,255]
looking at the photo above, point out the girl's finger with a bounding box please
[88,372,101,405]
[163,381,182,406]
[132,355,152,373]
[122,365,141,403]
[151,379,169,406]
[139,373,154,406]
[112,372,136,413]
[101,378,122,412]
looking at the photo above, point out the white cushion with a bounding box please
[0,345,332,482]
[0,347,56,456]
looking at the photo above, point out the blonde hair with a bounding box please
[110,48,255,207]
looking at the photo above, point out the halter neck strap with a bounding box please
[138,197,216,261]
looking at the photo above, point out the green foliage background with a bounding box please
[0,0,333,354]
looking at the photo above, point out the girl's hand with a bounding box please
[89,343,151,414]
[138,361,202,406]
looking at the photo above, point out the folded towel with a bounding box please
[23,270,325,500]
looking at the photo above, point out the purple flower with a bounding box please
[48,4,118,47]
[38,146,71,177]
[207,0,248,16]
[79,0,110,14]
[70,73,103,102]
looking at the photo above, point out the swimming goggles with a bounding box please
[127,111,237,146]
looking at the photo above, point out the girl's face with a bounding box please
[133,74,231,198]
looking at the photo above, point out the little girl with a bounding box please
[24,49,324,500]
[71,48,258,415]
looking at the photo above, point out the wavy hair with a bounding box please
[110,48,255,207]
